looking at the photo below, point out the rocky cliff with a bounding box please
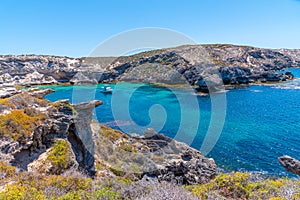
[98,44,300,86]
[0,44,299,89]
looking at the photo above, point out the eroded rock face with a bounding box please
[87,45,300,89]
[0,44,300,89]
[0,87,19,98]
[28,88,55,99]
[278,155,300,176]
[0,55,80,83]
[0,90,102,176]
[94,126,216,185]
[138,132,216,184]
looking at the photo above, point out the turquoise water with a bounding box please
[42,69,300,176]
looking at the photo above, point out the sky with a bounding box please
[0,0,300,57]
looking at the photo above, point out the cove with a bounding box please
[41,68,300,176]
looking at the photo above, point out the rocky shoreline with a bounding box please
[0,88,216,184]
[0,44,299,92]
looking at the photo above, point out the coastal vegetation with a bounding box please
[0,110,45,143]
[1,162,300,200]
[0,93,48,143]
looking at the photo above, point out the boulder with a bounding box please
[278,155,300,176]
[285,71,294,80]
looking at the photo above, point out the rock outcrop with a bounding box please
[94,125,216,184]
[141,133,216,184]
[0,90,102,175]
[0,87,19,98]
[27,88,55,99]
[0,44,300,90]
[83,45,300,90]
[0,55,80,83]
[278,155,300,176]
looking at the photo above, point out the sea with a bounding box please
[41,68,300,177]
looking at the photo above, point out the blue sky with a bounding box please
[0,0,300,57]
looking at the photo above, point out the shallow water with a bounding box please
[42,68,300,176]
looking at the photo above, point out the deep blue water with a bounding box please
[42,68,300,176]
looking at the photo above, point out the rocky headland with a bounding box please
[0,44,300,92]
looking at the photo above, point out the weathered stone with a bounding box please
[94,125,217,185]
[278,155,300,176]
[140,133,217,185]
[0,90,103,176]
[28,88,55,99]
[70,71,98,85]
[0,44,299,88]
[0,87,19,98]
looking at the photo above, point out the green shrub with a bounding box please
[46,139,74,174]
[188,172,290,199]
[0,184,46,200]
[0,161,16,178]
[51,101,76,114]
[57,191,82,200]
[99,125,128,142]
[0,110,45,143]
[9,172,92,199]
[94,187,121,200]
[119,141,137,153]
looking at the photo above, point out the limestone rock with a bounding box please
[70,71,98,85]
[28,139,78,175]
[0,44,299,88]
[28,88,55,99]
[0,87,19,98]
[278,155,300,176]
[139,133,217,185]
[94,125,216,185]
[0,90,103,176]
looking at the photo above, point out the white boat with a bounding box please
[101,85,113,94]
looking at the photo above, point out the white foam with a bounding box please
[250,90,263,93]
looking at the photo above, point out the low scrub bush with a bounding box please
[0,110,45,143]
[187,172,300,200]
